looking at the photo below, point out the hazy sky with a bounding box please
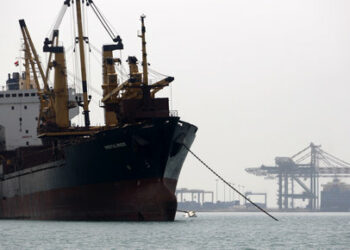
[1,0,350,207]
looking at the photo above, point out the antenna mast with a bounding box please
[140,15,148,85]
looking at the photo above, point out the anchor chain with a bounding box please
[183,144,279,221]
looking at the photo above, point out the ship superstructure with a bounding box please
[0,79,42,150]
[0,0,197,221]
[0,73,80,151]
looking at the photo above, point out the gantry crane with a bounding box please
[246,143,350,210]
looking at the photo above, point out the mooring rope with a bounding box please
[183,144,279,221]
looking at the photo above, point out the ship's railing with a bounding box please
[169,110,179,117]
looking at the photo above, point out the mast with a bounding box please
[140,15,148,85]
[75,0,90,127]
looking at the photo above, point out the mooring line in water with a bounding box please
[183,144,279,221]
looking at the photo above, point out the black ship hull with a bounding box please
[0,117,197,221]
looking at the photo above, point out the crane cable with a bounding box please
[87,0,119,42]
[291,145,310,159]
[319,149,350,167]
[182,144,279,221]
[295,152,311,164]
[66,69,102,97]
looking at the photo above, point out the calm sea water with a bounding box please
[0,212,349,249]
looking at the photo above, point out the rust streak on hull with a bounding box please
[0,178,178,221]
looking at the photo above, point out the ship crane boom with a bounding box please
[19,20,50,93]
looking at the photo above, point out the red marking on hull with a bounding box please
[0,178,178,221]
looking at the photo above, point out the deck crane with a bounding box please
[19,19,56,127]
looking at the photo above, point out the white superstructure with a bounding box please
[0,88,41,150]
[0,73,80,151]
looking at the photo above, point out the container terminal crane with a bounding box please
[246,143,350,210]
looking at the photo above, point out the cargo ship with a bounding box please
[0,0,197,221]
[321,178,350,212]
